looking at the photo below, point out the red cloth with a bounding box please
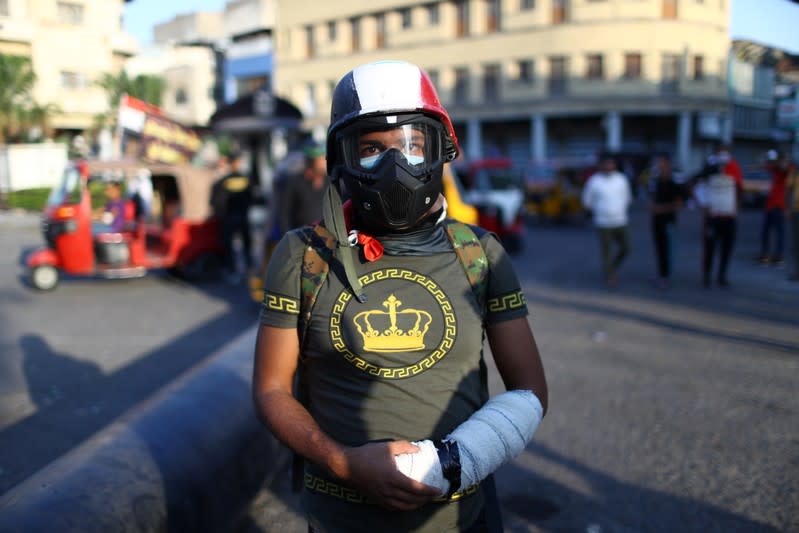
[766,166,789,210]
[342,200,384,262]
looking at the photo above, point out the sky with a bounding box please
[123,0,799,54]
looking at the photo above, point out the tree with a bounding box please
[94,71,167,129]
[0,54,36,143]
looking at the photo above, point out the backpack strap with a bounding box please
[293,223,336,492]
[444,220,489,312]
[298,223,336,349]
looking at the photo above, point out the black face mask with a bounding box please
[342,148,444,231]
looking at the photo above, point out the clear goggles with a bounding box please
[338,115,447,176]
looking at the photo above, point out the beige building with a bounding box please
[275,0,731,172]
[0,0,138,132]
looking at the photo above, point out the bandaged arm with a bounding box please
[394,389,543,496]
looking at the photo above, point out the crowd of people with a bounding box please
[580,143,798,289]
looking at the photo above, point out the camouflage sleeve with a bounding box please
[258,230,305,328]
[480,232,529,325]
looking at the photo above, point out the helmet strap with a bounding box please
[322,182,367,303]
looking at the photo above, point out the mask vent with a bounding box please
[384,181,411,222]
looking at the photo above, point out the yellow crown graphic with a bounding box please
[353,294,432,353]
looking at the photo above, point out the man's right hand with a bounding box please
[338,441,441,511]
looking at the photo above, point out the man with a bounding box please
[691,144,743,288]
[758,149,790,266]
[253,60,548,532]
[250,145,329,301]
[648,155,684,289]
[785,155,799,280]
[210,152,253,283]
[581,152,633,287]
[278,143,328,233]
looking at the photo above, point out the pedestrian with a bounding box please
[278,143,328,233]
[690,144,743,288]
[758,149,791,266]
[786,154,799,280]
[252,60,548,533]
[581,151,633,287]
[210,151,253,284]
[249,145,329,301]
[127,167,153,220]
[648,155,684,289]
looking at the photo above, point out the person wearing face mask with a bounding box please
[689,143,743,288]
[252,60,548,533]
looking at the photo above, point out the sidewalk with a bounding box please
[0,208,40,229]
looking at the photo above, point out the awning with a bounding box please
[210,88,303,134]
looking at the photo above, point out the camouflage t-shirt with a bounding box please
[259,222,528,533]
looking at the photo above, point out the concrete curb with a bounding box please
[0,325,289,533]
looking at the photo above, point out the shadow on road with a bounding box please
[0,276,260,495]
[497,442,781,533]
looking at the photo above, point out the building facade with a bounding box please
[0,0,137,133]
[274,0,731,173]
[222,0,276,103]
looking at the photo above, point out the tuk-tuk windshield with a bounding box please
[46,166,81,207]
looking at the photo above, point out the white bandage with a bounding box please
[394,390,543,493]
[393,439,449,495]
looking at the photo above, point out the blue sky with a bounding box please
[123,0,799,54]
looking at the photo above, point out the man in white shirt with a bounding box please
[581,152,633,286]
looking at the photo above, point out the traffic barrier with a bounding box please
[0,326,290,532]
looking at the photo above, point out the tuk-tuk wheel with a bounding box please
[30,265,59,291]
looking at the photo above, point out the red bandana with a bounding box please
[342,200,384,262]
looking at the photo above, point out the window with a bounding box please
[60,71,87,89]
[376,13,386,49]
[520,0,535,10]
[175,88,187,105]
[350,17,360,51]
[305,25,315,58]
[236,75,268,96]
[57,2,84,24]
[400,8,412,29]
[305,83,316,116]
[586,54,603,80]
[0,0,9,16]
[549,56,568,95]
[484,64,500,102]
[454,67,469,103]
[456,0,469,37]
[518,59,534,83]
[552,0,567,24]
[487,0,501,33]
[662,0,677,19]
[624,53,642,79]
[661,53,681,93]
[427,3,440,24]
[693,55,704,80]
[328,21,336,41]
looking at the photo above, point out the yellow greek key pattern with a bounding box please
[487,290,526,313]
[263,292,300,314]
[330,269,456,379]
[304,473,478,504]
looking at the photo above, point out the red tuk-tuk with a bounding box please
[26,159,223,290]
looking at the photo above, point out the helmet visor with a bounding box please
[339,115,446,177]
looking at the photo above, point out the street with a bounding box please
[1,203,797,532]
[0,211,260,494]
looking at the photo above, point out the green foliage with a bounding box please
[94,71,167,129]
[5,188,50,211]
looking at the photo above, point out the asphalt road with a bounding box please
[238,205,799,533]
[0,211,261,495]
[1,204,797,533]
